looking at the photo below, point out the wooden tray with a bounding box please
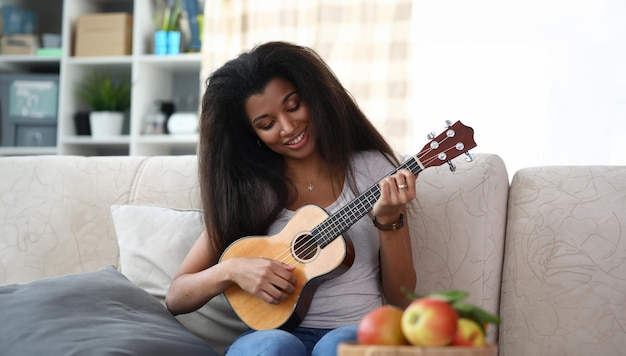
[338,342,498,356]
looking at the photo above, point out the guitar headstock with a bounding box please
[417,120,477,171]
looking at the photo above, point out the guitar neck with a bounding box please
[311,120,477,248]
[313,155,423,247]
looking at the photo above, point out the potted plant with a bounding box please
[77,71,131,137]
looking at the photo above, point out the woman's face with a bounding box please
[246,78,317,160]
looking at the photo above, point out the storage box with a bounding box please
[1,34,39,55]
[15,125,57,146]
[0,73,59,147]
[0,5,38,35]
[338,343,498,356]
[74,13,132,57]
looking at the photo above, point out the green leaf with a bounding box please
[402,288,468,303]
[76,71,131,112]
[452,301,501,334]
[426,290,468,303]
[401,287,419,302]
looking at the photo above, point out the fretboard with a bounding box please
[312,155,423,247]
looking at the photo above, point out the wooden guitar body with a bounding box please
[220,204,355,330]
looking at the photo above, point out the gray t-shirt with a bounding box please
[267,150,396,328]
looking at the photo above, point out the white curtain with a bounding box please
[201,0,414,153]
[410,0,626,175]
[201,0,626,171]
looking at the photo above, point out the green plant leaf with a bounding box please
[452,301,501,334]
[76,71,131,112]
[426,290,469,303]
[401,288,468,303]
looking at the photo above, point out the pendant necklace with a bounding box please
[306,176,319,191]
[291,172,320,191]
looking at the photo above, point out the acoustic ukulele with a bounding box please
[219,120,477,330]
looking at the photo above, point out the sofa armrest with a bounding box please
[408,153,509,343]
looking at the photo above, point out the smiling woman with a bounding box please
[167,41,417,356]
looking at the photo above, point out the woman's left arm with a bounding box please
[377,209,416,308]
[373,169,417,308]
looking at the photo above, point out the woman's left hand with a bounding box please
[372,169,416,223]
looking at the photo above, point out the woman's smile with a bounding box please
[285,129,307,147]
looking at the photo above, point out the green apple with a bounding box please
[357,305,408,345]
[401,297,458,346]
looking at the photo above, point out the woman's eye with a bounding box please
[286,101,300,112]
[260,121,275,130]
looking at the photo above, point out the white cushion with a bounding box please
[111,205,202,297]
[110,205,246,355]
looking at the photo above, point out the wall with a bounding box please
[410,0,626,176]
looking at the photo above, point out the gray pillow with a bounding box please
[0,266,218,356]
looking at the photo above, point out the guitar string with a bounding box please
[271,143,454,265]
[305,147,442,253]
[271,137,460,265]
[312,156,422,247]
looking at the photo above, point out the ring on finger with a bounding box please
[397,184,407,189]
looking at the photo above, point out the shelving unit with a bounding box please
[0,0,202,156]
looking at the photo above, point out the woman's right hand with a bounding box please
[227,257,298,305]
[167,231,298,315]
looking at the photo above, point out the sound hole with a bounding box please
[292,234,319,262]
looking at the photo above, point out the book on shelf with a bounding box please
[181,0,202,53]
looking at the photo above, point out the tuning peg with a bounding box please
[447,160,456,172]
[427,132,436,140]
[445,120,453,127]
[465,151,475,162]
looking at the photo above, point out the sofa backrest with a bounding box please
[500,165,626,355]
[0,153,510,346]
[0,155,201,285]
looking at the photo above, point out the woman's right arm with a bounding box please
[165,230,298,315]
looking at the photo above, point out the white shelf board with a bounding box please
[136,53,202,71]
[0,146,58,156]
[66,56,133,68]
[136,134,198,143]
[0,55,61,71]
[0,55,61,64]
[62,135,131,145]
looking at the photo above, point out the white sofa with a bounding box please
[0,153,624,355]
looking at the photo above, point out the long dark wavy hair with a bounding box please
[198,41,397,253]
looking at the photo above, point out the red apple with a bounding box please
[451,318,486,346]
[357,305,409,345]
[401,297,458,346]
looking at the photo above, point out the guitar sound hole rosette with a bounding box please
[292,234,319,262]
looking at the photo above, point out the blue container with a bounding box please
[154,30,167,55]
[154,30,181,55]
[167,31,181,54]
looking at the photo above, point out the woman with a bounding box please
[166,41,416,355]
